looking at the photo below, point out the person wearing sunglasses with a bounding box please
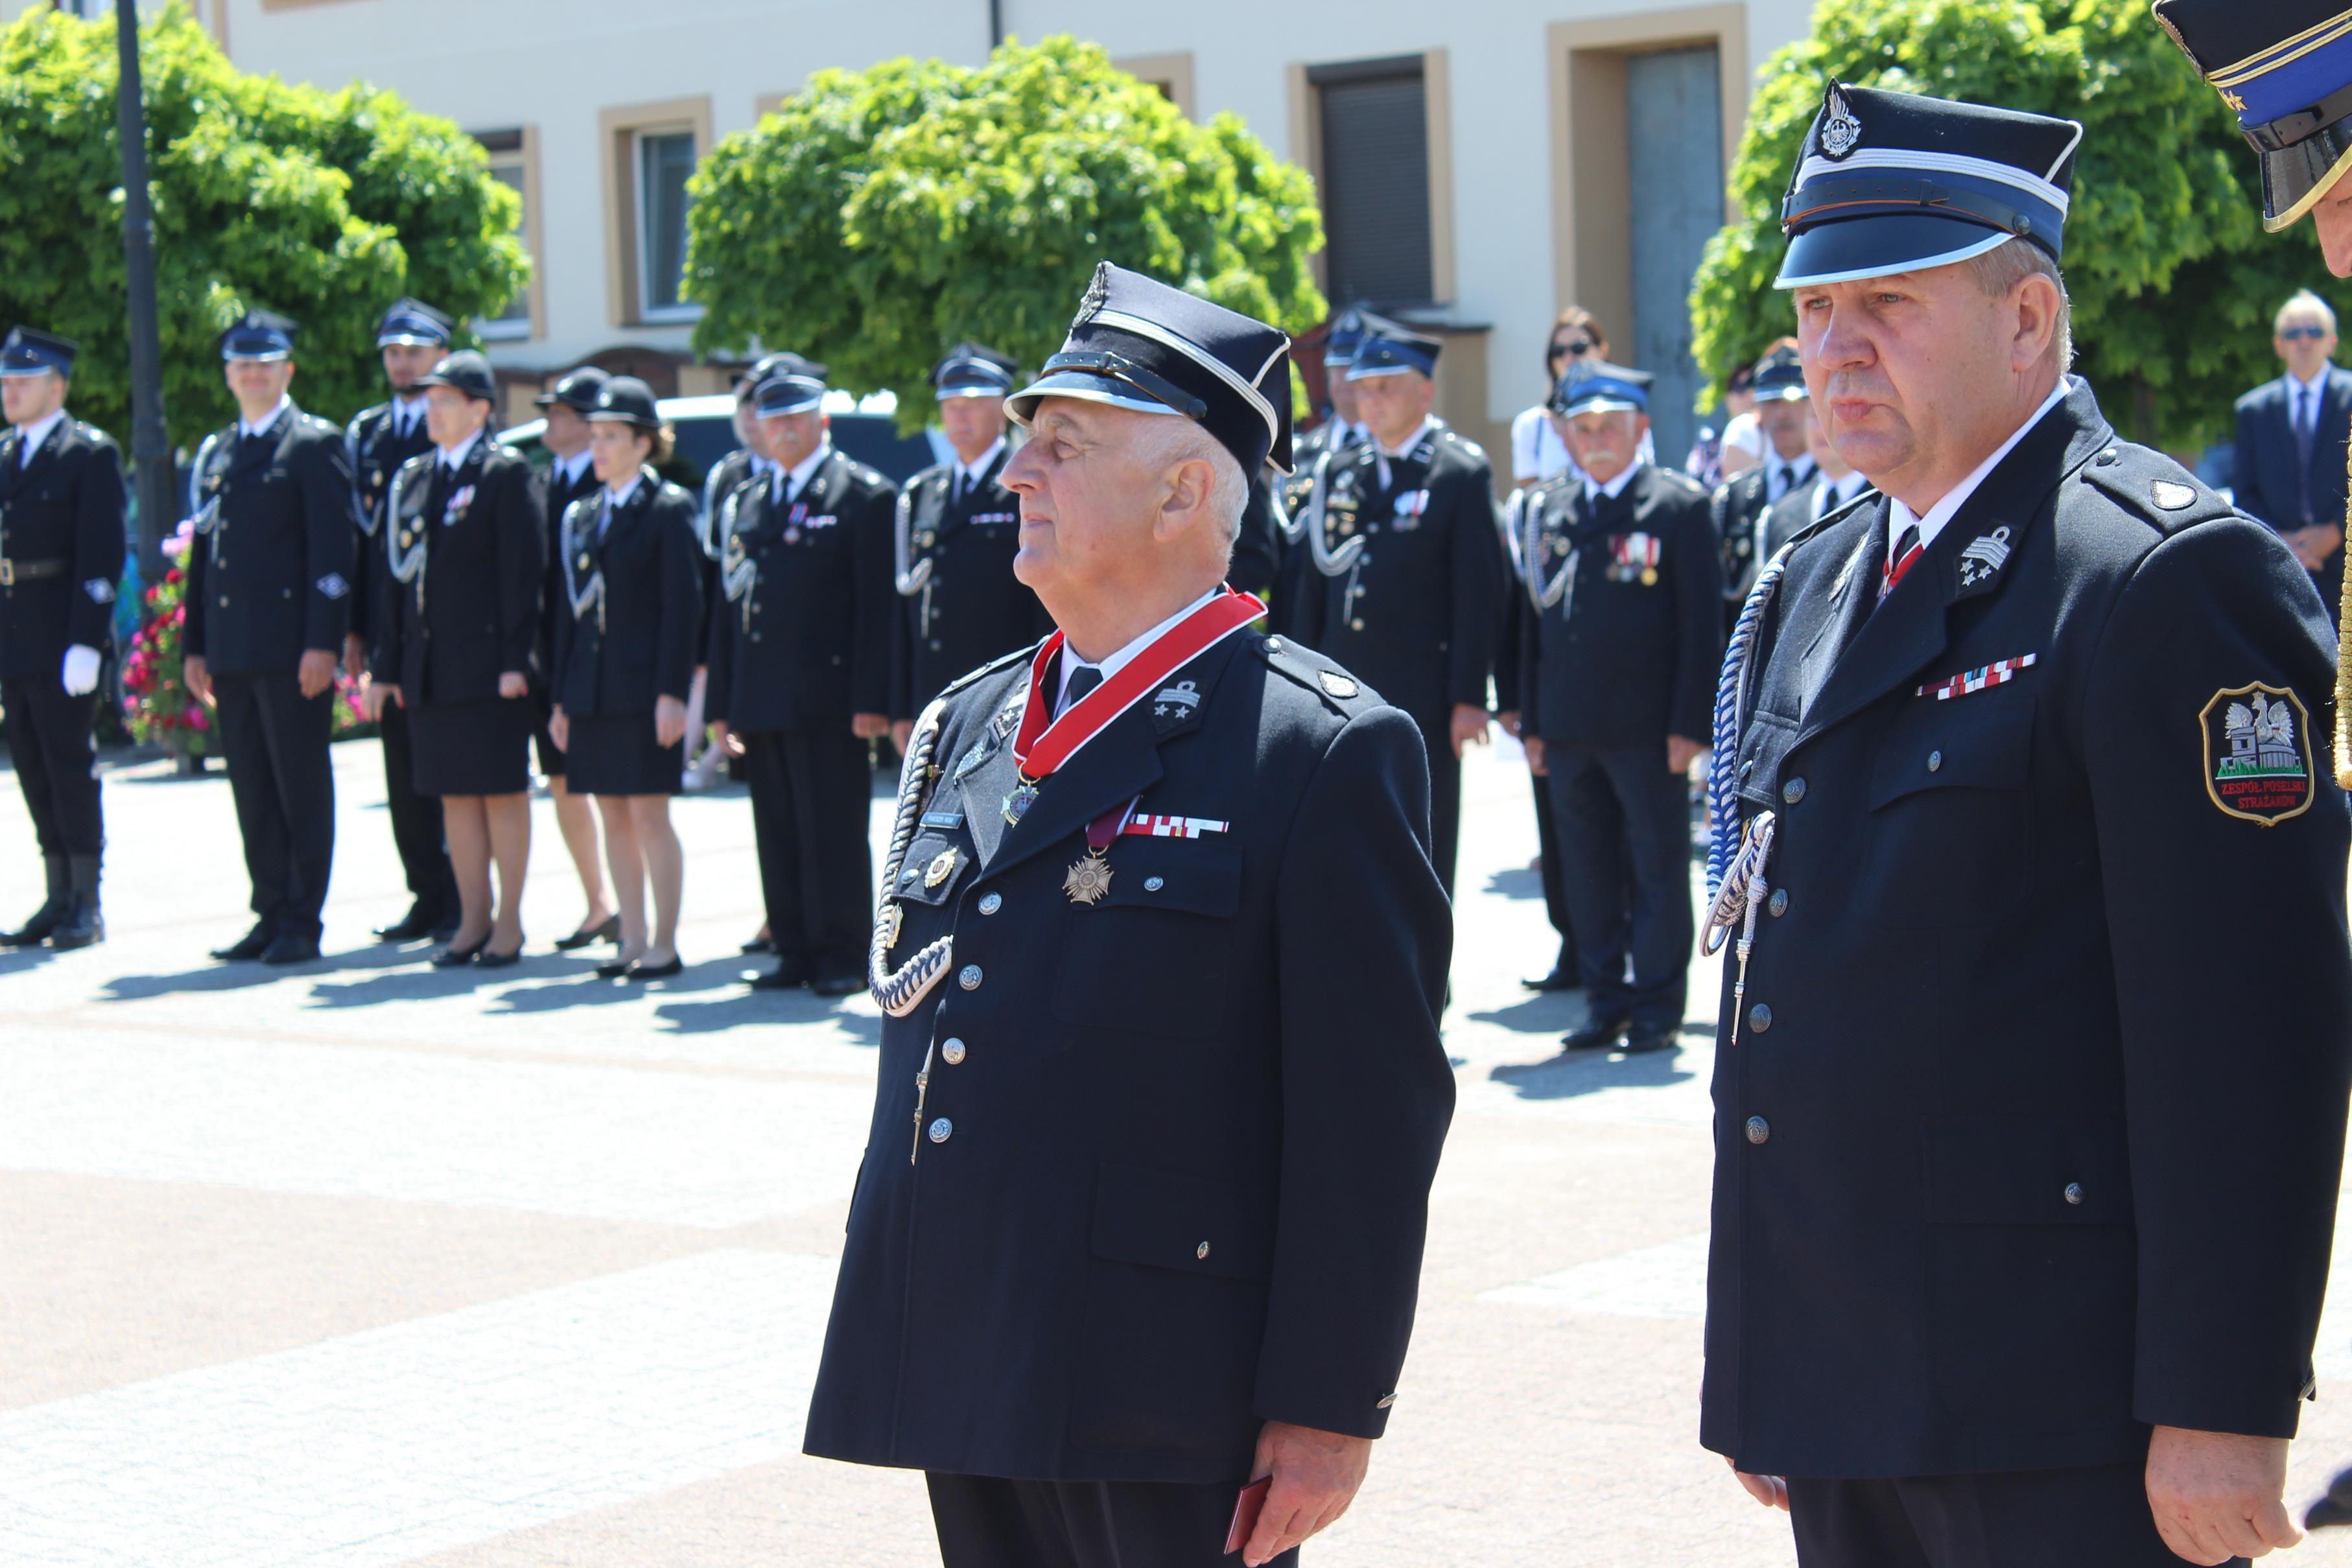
[1511,308,1606,489]
[2230,290,2350,633]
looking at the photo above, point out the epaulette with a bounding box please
[1779,487,1877,553]
[656,477,697,507]
[394,448,436,478]
[76,421,118,451]
[300,412,340,438]
[2075,440,2233,534]
[937,640,1042,700]
[1252,632,1379,715]
[353,402,391,428]
[1435,427,1488,465]
[1652,467,1706,498]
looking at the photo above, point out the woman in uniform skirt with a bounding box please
[370,351,544,968]
[547,377,701,980]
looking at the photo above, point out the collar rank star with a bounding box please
[1957,526,2012,589]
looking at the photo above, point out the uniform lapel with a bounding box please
[592,470,653,561]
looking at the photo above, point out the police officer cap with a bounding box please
[1347,323,1442,382]
[1775,80,2082,290]
[753,353,830,417]
[1008,261,1295,477]
[2158,0,2352,232]
[1323,308,1370,369]
[534,364,609,413]
[416,349,497,404]
[0,326,76,380]
[375,297,454,349]
[1550,360,1652,417]
[730,352,789,399]
[587,375,662,429]
[932,342,1018,401]
[1750,343,1808,403]
[220,309,297,362]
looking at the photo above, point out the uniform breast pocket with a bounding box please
[1864,697,2034,929]
[888,831,972,909]
[1050,837,1243,1037]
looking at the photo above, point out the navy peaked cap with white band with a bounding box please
[1347,324,1442,381]
[933,342,1018,400]
[220,310,297,362]
[375,298,454,348]
[1775,81,2082,289]
[1009,261,1294,476]
[1,327,76,379]
[2157,0,2352,232]
[1550,360,1652,417]
[732,352,788,396]
[1751,344,1809,402]
[1323,307,1371,368]
[753,353,829,416]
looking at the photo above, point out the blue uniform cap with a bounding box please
[1550,360,1652,417]
[2158,0,2352,232]
[1774,82,2081,290]
[375,298,454,349]
[1750,344,1809,403]
[1323,308,1370,369]
[1008,261,1295,477]
[932,342,1018,401]
[1347,326,1442,382]
[753,353,830,417]
[0,326,76,380]
[220,309,297,362]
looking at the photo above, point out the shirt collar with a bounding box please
[15,408,66,462]
[605,472,644,511]
[392,393,427,432]
[552,448,593,486]
[2289,364,2335,398]
[1584,460,1644,504]
[1375,416,1434,460]
[956,437,1007,489]
[778,440,832,498]
[1888,377,2071,554]
[437,427,482,471]
[1766,450,1817,485]
[241,395,292,440]
[1815,469,1868,518]
[1055,588,1221,716]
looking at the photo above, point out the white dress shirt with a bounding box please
[551,448,593,489]
[1889,378,2073,554]
[436,428,482,471]
[1813,469,1872,521]
[388,394,427,440]
[1761,450,1818,504]
[773,441,833,506]
[14,408,65,464]
[1055,588,1221,718]
[1582,460,1644,506]
[240,395,293,439]
[600,473,643,535]
[952,437,1006,500]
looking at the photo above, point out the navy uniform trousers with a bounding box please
[211,672,336,942]
[2,679,102,857]
[926,1475,1297,1568]
[1543,744,1692,1029]
[741,727,872,969]
[1790,1463,2240,1568]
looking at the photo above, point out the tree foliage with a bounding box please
[0,1,528,449]
[1689,0,2347,451]
[687,36,1326,427]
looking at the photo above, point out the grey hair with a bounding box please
[1133,414,1246,560]
[1966,239,2073,373]
[2277,288,2338,336]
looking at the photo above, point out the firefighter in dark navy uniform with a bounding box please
[1516,362,1720,1055]
[887,341,1050,755]
[182,309,359,966]
[704,357,895,997]
[804,261,1453,1568]
[1288,322,1503,896]
[1711,341,1816,635]
[1702,82,2352,1567]
[1270,309,1370,637]
[0,327,126,950]
[346,298,458,943]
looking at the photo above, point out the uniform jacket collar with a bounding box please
[588,466,658,559]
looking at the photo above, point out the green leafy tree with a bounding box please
[687,36,1326,426]
[1689,0,2345,451]
[0,0,528,450]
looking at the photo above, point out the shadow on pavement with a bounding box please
[1483,864,1544,901]
[102,943,419,1000]
[1489,1042,1697,1099]
[655,992,882,1041]
[1467,991,1590,1035]
[303,954,568,1008]
[0,945,58,976]
[482,958,742,1013]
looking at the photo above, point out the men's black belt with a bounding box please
[0,557,69,587]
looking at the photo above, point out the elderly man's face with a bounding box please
[1353,369,1434,447]
[760,408,826,471]
[1756,395,1811,460]
[2275,309,2338,379]
[1000,398,1170,603]
[939,394,1005,460]
[1558,410,1647,485]
[1794,261,2038,496]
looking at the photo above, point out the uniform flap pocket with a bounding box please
[1090,1162,1273,1282]
[1090,835,1241,917]
[1735,707,1800,812]
[1869,697,2034,810]
[888,832,971,907]
[1925,1115,2130,1225]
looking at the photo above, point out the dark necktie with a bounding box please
[1063,662,1102,715]
[1774,463,1796,501]
[2296,384,2320,523]
[1879,522,1922,604]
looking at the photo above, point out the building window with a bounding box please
[635,128,698,320]
[1310,55,1433,309]
[473,128,535,341]
[52,0,99,16]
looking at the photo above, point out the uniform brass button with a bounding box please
[1195,1241,1211,1260]
[2064,1182,2084,1206]
[1927,750,1943,772]
[958,964,982,990]
[1745,1116,1770,1145]
[1767,888,1789,918]
[1781,777,1807,804]
[930,639,943,651]
[928,1117,953,1143]
[1350,618,1365,631]
[978,893,1002,915]
[1740,759,1754,778]
[941,1038,967,1066]
[1748,1003,1772,1034]
[1144,876,1165,892]
[219,595,230,607]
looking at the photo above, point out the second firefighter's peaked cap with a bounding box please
[1775,81,2082,289]
[1008,262,1295,476]
[2157,0,2352,232]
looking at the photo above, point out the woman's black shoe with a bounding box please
[626,955,684,981]
[740,933,775,955]
[478,942,526,969]
[554,915,620,952]
[430,941,485,968]
[594,957,638,979]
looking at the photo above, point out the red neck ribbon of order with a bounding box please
[1011,588,1267,782]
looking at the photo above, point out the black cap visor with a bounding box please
[1776,212,2019,289]
[2259,119,2352,231]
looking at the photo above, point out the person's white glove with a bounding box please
[61,644,100,696]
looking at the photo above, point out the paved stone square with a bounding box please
[5,736,2352,1565]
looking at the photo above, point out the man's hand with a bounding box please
[2146,1425,2300,1563]
[1450,703,1490,759]
[1241,1422,1373,1567]
[547,708,569,753]
[852,711,891,741]
[183,653,212,706]
[366,683,403,723]
[2286,524,2345,572]
[1523,735,1548,777]
[1667,734,1705,777]
[297,648,337,700]
[1728,1458,1789,1511]
[1498,709,1522,739]
[342,633,367,682]
[498,671,529,700]
[891,718,913,755]
[60,645,100,697]
[655,696,688,748]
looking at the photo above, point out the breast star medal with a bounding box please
[1063,850,1113,906]
[923,848,958,889]
[1002,777,1039,826]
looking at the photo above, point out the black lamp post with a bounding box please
[114,0,177,567]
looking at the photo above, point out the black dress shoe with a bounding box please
[626,955,684,981]
[1621,1025,1681,1054]
[2309,1467,2352,1529]
[373,903,440,943]
[554,915,620,952]
[810,964,863,998]
[1560,1018,1630,1052]
[477,942,525,969]
[259,935,322,965]
[1521,965,1582,992]
[211,924,275,963]
[747,958,812,990]
[594,956,638,979]
[740,933,775,955]
[430,941,484,968]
